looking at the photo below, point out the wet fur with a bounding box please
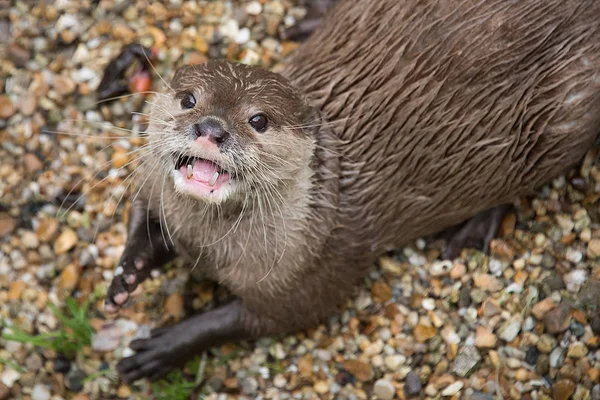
[131,0,599,339]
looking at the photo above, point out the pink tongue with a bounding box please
[191,159,219,182]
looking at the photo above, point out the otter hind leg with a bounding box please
[282,0,339,42]
[105,200,176,314]
[440,204,513,260]
[117,300,248,382]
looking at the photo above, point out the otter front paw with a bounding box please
[105,252,152,314]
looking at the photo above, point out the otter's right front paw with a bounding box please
[105,253,150,314]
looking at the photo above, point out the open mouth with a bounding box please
[173,154,232,194]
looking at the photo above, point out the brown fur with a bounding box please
[136,0,600,336]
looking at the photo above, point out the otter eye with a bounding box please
[249,114,268,133]
[180,93,196,109]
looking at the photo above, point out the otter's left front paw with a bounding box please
[117,328,179,382]
[105,252,152,314]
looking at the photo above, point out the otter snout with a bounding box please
[193,119,230,145]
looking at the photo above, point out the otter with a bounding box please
[106,0,600,382]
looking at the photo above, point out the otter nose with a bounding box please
[193,120,230,145]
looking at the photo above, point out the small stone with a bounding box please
[0,384,9,400]
[54,228,78,254]
[21,230,39,249]
[385,355,406,370]
[8,281,26,301]
[564,269,588,292]
[532,298,556,320]
[452,346,481,377]
[117,385,131,398]
[165,293,184,320]
[404,371,422,397]
[372,281,392,302]
[246,1,262,15]
[37,219,59,242]
[54,75,77,96]
[430,260,453,276]
[111,149,129,169]
[374,379,395,400]
[449,263,466,279]
[550,347,566,369]
[23,154,43,174]
[588,239,600,259]
[59,264,80,293]
[544,304,572,334]
[525,346,540,365]
[414,324,437,342]
[18,95,36,115]
[0,214,16,238]
[66,368,86,392]
[498,315,522,342]
[314,380,329,394]
[31,384,51,400]
[0,369,20,388]
[441,381,464,396]
[481,298,501,317]
[343,360,373,382]
[241,377,258,395]
[475,326,497,348]
[0,96,16,119]
[567,342,588,359]
[474,274,503,292]
[553,379,576,400]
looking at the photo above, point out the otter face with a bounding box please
[146,60,317,205]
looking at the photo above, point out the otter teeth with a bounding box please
[209,171,219,186]
[186,164,193,179]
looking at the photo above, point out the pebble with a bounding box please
[385,355,406,370]
[58,264,80,293]
[0,384,9,400]
[343,360,373,382]
[374,379,395,400]
[553,379,576,400]
[65,368,86,392]
[0,369,21,388]
[441,381,464,396]
[473,274,503,292]
[31,384,51,400]
[497,315,522,342]
[588,239,600,259]
[404,371,422,397]
[564,269,588,292]
[414,324,437,342]
[453,346,481,377]
[532,298,556,319]
[545,304,572,333]
[475,326,497,348]
[0,214,16,238]
[0,96,16,119]
[246,1,262,15]
[54,229,78,254]
[567,342,588,359]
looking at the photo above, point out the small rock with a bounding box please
[588,239,600,259]
[343,360,373,382]
[372,281,392,302]
[36,219,59,241]
[475,326,497,348]
[474,274,503,292]
[21,230,40,248]
[414,324,437,342]
[385,355,406,370]
[54,75,76,96]
[59,264,80,293]
[550,347,566,369]
[404,371,422,397]
[449,263,466,279]
[497,315,522,342]
[66,368,86,392]
[0,384,9,400]
[430,260,453,276]
[564,269,588,292]
[24,154,43,173]
[452,346,481,377]
[532,298,556,320]
[553,379,576,400]
[54,228,78,254]
[0,96,16,119]
[525,346,540,365]
[441,381,464,396]
[31,384,51,400]
[545,304,572,334]
[0,369,20,388]
[117,384,131,398]
[374,379,395,400]
[165,293,184,320]
[567,342,588,359]
[481,298,501,317]
[241,377,258,395]
[0,214,16,238]
[8,281,26,301]
[246,1,262,15]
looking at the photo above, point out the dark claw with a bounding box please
[97,43,155,101]
[440,204,513,260]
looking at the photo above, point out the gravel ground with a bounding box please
[1,1,600,399]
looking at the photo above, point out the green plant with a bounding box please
[2,295,95,359]
[151,353,206,400]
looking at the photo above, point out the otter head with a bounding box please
[146,60,318,205]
